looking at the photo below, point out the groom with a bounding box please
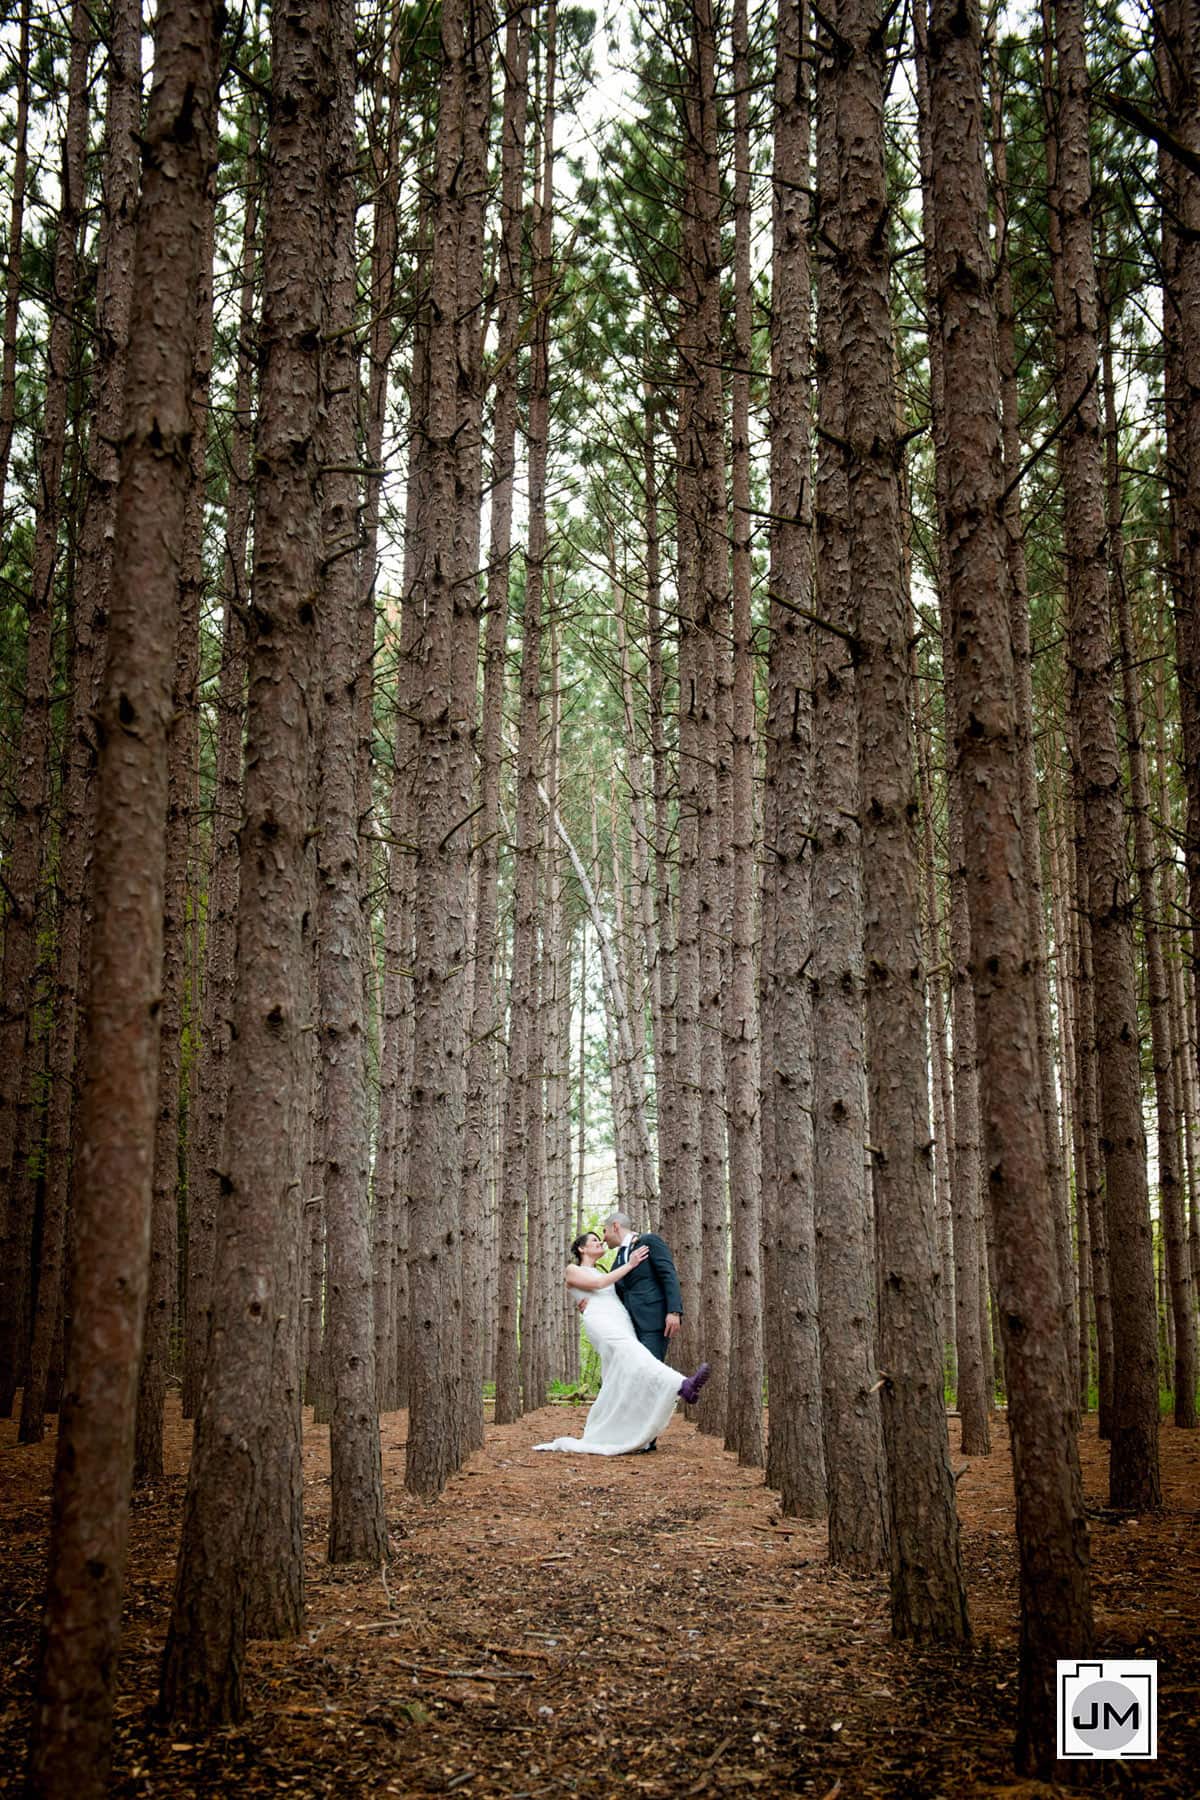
[603,1209,683,1381]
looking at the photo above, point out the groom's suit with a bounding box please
[614,1232,683,1364]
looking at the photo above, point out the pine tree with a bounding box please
[928,0,1094,1764]
[29,0,222,1782]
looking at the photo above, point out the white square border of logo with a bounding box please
[1057,1659,1157,1760]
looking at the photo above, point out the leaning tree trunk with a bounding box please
[928,0,1094,1769]
[1051,0,1161,1510]
[763,0,825,1520]
[28,4,222,1788]
[831,0,968,1639]
[160,0,338,1723]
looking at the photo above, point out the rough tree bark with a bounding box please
[27,3,222,1787]
[183,88,258,1421]
[763,0,825,1520]
[811,4,888,1568]
[496,3,552,1427]
[317,0,388,1564]
[644,383,679,1242]
[1102,294,1196,1429]
[988,40,1077,1410]
[17,0,144,1445]
[404,0,491,1495]
[928,0,1094,1766]
[722,0,764,1470]
[160,0,337,1721]
[461,0,529,1450]
[0,0,31,513]
[1052,0,1161,1509]
[686,0,730,1428]
[0,1,91,1417]
[913,0,990,1457]
[830,0,968,1638]
[135,176,216,1484]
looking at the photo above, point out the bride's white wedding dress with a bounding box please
[534,1287,681,1455]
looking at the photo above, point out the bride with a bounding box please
[534,1230,711,1456]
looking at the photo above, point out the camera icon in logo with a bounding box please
[1057,1660,1157,1759]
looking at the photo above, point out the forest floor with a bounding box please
[0,1396,1196,1799]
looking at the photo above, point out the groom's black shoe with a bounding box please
[638,1441,658,1453]
[678,1363,711,1405]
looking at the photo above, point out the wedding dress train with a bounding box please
[533,1287,681,1455]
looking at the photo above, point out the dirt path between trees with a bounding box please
[1,1400,1196,1797]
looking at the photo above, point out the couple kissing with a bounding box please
[534,1211,711,1457]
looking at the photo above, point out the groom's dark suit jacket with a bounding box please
[615,1233,683,1364]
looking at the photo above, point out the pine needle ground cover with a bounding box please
[1,1402,1196,1798]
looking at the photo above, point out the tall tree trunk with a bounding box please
[720,0,764,1470]
[183,87,257,1420]
[913,0,990,1459]
[0,1,91,1416]
[763,0,825,1520]
[135,177,215,1484]
[1048,794,1092,1409]
[1067,759,1115,1431]
[688,0,729,1428]
[831,0,968,1638]
[915,673,956,1386]
[361,11,403,1420]
[318,0,387,1564]
[644,385,679,1240]
[495,1,552,1424]
[19,0,145,1439]
[461,0,530,1451]
[0,0,31,513]
[1102,293,1196,1428]
[404,0,492,1494]
[988,37,1078,1412]
[810,4,887,1568]
[545,644,570,1377]
[1160,1,1200,1063]
[28,4,221,1785]
[161,0,337,1721]
[673,291,705,1381]
[374,270,431,1414]
[614,572,655,1209]
[928,0,1093,1765]
[1051,0,1161,1509]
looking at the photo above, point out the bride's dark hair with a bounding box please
[570,1231,596,1265]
